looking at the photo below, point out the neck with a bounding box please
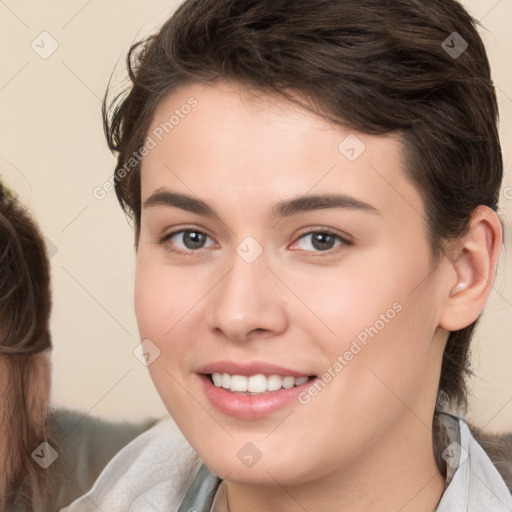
[224,414,445,512]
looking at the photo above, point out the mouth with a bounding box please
[197,369,318,419]
[207,372,316,395]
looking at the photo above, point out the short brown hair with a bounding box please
[103,0,503,412]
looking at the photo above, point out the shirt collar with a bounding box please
[435,414,512,511]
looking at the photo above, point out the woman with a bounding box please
[64,0,512,510]
[0,179,155,510]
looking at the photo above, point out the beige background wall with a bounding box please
[0,0,511,431]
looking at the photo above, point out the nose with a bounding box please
[205,251,288,343]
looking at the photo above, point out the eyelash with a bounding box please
[158,226,352,257]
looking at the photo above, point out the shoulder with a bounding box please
[460,417,512,508]
[59,415,202,512]
[43,409,157,510]
[48,408,158,462]
[467,420,512,493]
[436,413,512,511]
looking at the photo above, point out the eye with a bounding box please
[159,227,350,255]
[291,230,350,253]
[161,228,216,254]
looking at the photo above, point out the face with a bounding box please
[135,81,450,486]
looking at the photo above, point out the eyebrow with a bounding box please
[143,189,380,218]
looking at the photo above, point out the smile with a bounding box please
[210,373,311,394]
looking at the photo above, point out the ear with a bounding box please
[439,205,502,331]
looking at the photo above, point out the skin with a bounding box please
[135,80,501,512]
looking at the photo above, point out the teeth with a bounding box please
[282,376,295,389]
[211,373,310,394]
[221,373,231,389]
[230,375,248,392]
[212,373,223,387]
[267,374,282,392]
[248,374,267,393]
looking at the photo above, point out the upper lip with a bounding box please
[197,360,315,378]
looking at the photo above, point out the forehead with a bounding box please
[141,81,424,225]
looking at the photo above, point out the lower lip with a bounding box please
[199,375,314,419]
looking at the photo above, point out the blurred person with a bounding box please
[0,178,155,511]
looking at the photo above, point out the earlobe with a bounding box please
[439,206,502,332]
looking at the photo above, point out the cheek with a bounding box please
[134,256,190,409]
[304,246,437,395]
[134,251,203,339]
[134,251,212,397]
[134,263,168,340]
[287,258,402,351]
